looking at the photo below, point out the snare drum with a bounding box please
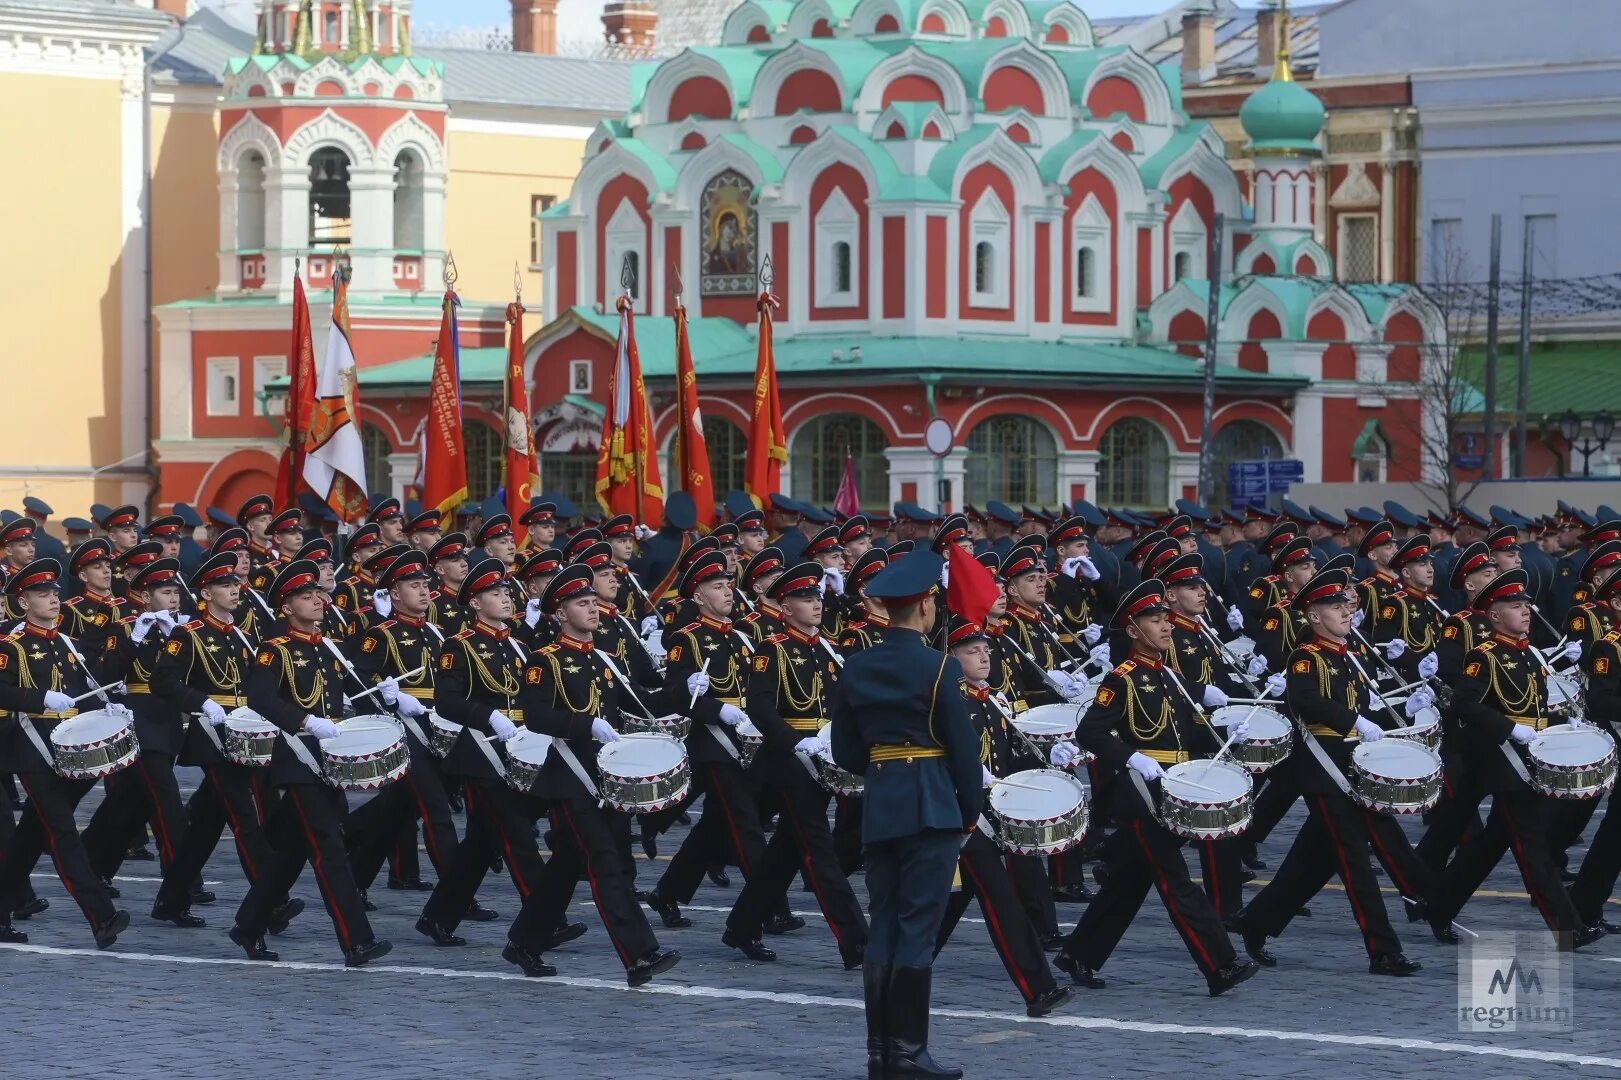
[1547,675,1586,726]
[321,716,410,791]
[732,718,764,769]
[1349,739,1442,814]
[1227,635,1256,661]
[503,729,551,793]
[1389,706,1442,751]
[985,769,1089,857]
[812,722,863,797]
[1208,705,1292,773]
[223,707,278,767]
[48,709,139,780]
[1159,759,1253,839]
[598,733,691,814]
[1013,704,1094,767]
[427,710,462,759]
[1528,725,1618,800]
[621,712,693,741]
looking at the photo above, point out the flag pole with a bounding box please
[621,253,641,521]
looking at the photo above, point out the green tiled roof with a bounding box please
[607,136,681,195]
[1137,123,1206,189]
[1037,128,1101,184]
[881,101,945,138]
[927,123,998,192]
[800,38,904,97]
[720,132,785,184]
[1458,341,1621,417]
[262,347,507,392]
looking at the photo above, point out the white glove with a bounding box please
[796,735,827,758]
[1563,640,1583,664]
[1074,555,1100,581]
[1404,687,1435,717]
[1367,693,1387,711]
[396,693,427,719]
[1264,673,1286,698]
[524,598,544,629]
[1417,653,1439,680]
[200,699,227,725]
[132,611,161,643]
[1202,684,1229,709]
[1228,716,1250,743]
[106,702,132,718]
[591,716,621,743]
[640,615,661,636]
[1061,556,1083,579]
[304,716,340,740]
[687,670,711,698]
[644,627,666,663]
[1049,741,1080,768]
[1384,638,1406,660]
[152,608,177,634]
[1088,643,1111,668]
[1510,724,1537,746]
[981,764,996,787]
[635,524,656,541]
[1226,606,1245,632]
[1081,624,1103,646]
[1353,716,1384,742]
[488,712,518,741]
[43,690,75,711]
[1246,655,1268,677]
[1127,752,1166,781]
[823,566,845,596]
[718,703,748,727]
[1351,609,1365,629]
[376,676,400,706]
[372,590,392,619]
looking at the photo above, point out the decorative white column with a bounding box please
[385,452,417,500]
[1379,160,1396,283]
[1059,450,1099,505]
[1313,161,1328,246]
[346,165,397,293]
[263,164,311,300]
[884,447,938,512]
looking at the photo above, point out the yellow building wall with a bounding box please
[150,96,221,311]
[0,72,129,517]
[441,128,587,305]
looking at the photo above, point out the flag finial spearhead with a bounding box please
[620,252,638,296]
[757,253,774,289]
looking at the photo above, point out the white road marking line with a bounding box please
[3,943,1615,1069]
[31,874,225,886]
[680,902,985,926]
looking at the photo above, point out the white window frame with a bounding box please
[252,356,287,413]
[206,357,241,417]
[1169,200,1206,284]
[814,187,860,309]
[570,359,593,395]
[1069,193,1111,314]
[603,197,647,313]
[1336,211,1379,283]
[1356,431,1389,483]
[968,188,1010,309]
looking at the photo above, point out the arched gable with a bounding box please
[1305,285,1374,345]
[1220,280,1291,344]
[858,46,971,116]
[851,0,904,36]
[787,0,844,40]
[672,139,768,216]
[1079,50,1174,127]
[644,51,739,125]
[978,40,1067,117]
[281,108,376,170]
[916,0,972,38]
[217,112,280,174]
[377,112,445,174]
[979,0,1031,39]
[753,42,849,117]
[1041,4,1093,47]
[721,0,781,45]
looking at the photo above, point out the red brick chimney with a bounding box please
[1255,7,1280,74]
[1181,5,1216,85]
[154,0,190,17]
[511,0,557,55]
[603,0,658,54]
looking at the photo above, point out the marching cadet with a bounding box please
[236,495,276,569]
[416,556,556,975]
[344,549,464,917]
[332,521,384,616]
[100,505,142,597]
[1368,535,1445,685]
[1047,515,1105,646]
[230,559,390,967]
[1054,579,1257,997]
[1423,568,1600,950]
[61,538,127,636]
[518,500,558,555]
[406,508,443,554]
[572,541,662,696]
[1252,535,1317,672]
[644,549,762,929]
[935,616,1073,1019]
[839,548,892,652]
[999,538,1090,707]
[370,497,407,547]
[515,547,565,650]
[738,545,786,644]
[602,512,655,622]
[829,552,983,1080]
[1236,566,1432,977]
[427,531,473,635]
[246,509,304,596]
[801,524,847,636]
[515,562,683,986]
[1237,522,1299,635]
[735,504,770,561]
[0,559,130,947]
[0,516,38,596]
[721,561,868,969]
[1563,538,1621,652]
[1568,571,1621,934]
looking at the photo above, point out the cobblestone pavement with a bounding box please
[5,771,1620,1079]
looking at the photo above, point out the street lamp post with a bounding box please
[1559,409,1616,478]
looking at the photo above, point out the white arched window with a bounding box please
[1097,417,1170,508]
[1070,193,1111,313]
[1169,200,1207,284]
[392,150,424,251]
[603,198,647,311]
[969,187,1009,308]
[815,187,859,308]
[237,151,266,250]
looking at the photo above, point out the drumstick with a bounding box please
[1400,893,1477,938]
[343,666,427,705]
[1161,774,1226,797]
[70,683,126,705]
[687,657,713,710]
[990,778,1051,794]
[1204,718,1247,773]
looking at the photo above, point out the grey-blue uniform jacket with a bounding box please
[829,626,982,843]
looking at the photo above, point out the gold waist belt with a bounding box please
[868,744,945,763]
[402,687,435,700]
[1141,748,1191,765]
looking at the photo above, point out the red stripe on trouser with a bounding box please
[412,785,447,871]
[557,803,633,966]
[1131,817,1216,975]
[291,788,354,952]
[710,765,752,877]
[473,786,530,899]
[1504,809,1558,931]
[1202,839,1224,918]
[786,804,846,952]
[139,762,177,865]
[1363,810,1414,898]
[961,853,1035,1002]
[20,774,93,929]
[1315,795,1376,957]
[213,769,260,881]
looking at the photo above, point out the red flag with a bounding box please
[744,291,786,508]
[946,543,1000,626]
[832,454,861,518]
[420,289,468,516]
[503,300,539,523]
[594,293,664,520]
[672,301,714,528]
[274,273,315,509]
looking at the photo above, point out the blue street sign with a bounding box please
[1230,458,1305,496]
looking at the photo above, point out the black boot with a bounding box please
[884,967,962,1079]
[864,963,889,1080]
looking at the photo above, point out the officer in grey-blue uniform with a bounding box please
[830,551,981,1080]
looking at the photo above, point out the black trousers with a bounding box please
[1415,754,1485,873]
[1006,852,1058,936]
[727,773,867,953]
[157,763,283,911]
[421,778,550,948]
[833,793,864,875]
[1570,780,1621,925]
[937,832,1056,1004]
[1062,806,1235,978]
[1243,764,1299,850]
[0,772,118,932]
[83,752,190,884]
[534,798,658,966]
[387,821,421,883]
[656,761,765,903]
[1197,836,1245,921]
[1430,790,1583,936]
[0,772,38,911]
[1548,794,1600,872]
[1245,792,1424,958]
[347,739,459,891]
[236,784,371,952]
